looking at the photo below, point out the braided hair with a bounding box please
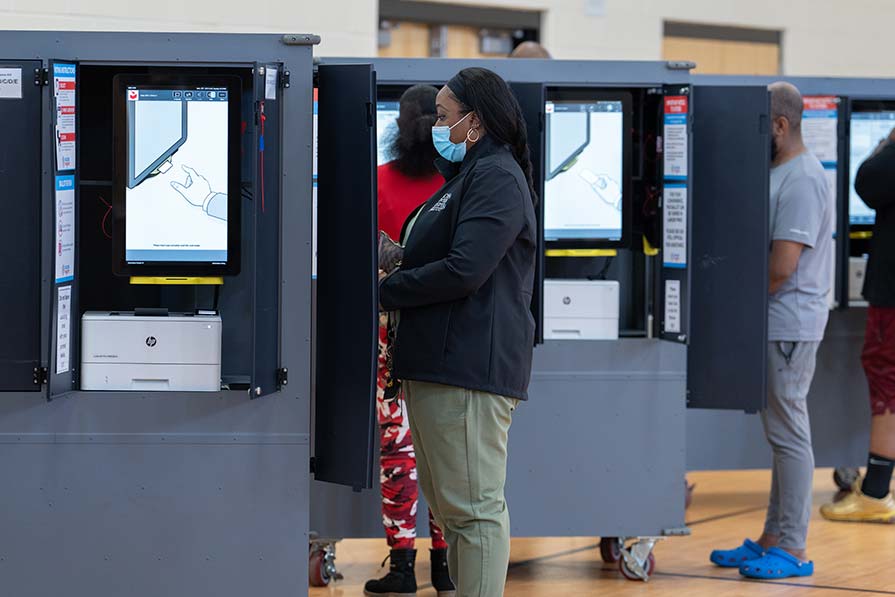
[446,68,538,206]
[388,84,440,178]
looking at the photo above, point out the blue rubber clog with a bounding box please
[739,547,814,579]
[710,539,765,568]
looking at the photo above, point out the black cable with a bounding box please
[587,257,614,281]
[213,284,221,313]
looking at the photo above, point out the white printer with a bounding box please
[543,279,620,340]
[81,311,222,392]
[849,256,868,303]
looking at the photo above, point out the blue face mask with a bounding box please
[432,112,472,162]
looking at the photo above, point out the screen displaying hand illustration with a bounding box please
[125,87,229,264]
[170,165,227,221]
[544,100,624,242]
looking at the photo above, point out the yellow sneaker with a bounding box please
[820,485,895,523]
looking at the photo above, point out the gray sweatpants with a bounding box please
[761,340,819,552]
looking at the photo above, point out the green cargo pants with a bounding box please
[404,380,519,597]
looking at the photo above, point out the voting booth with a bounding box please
[0,31,317,597]
[310,58,772,580]
[0,35,779,591]
[688,75,895,472]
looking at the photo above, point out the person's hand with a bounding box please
[171,165,214,207]
[378,231,404,274]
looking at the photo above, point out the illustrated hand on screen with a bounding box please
[579,169,622,210]
[170,164,228,222]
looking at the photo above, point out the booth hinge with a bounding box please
[35,68,49,87]
[276,367,289,387]
[33,367,48,385]
[279,68,291,90]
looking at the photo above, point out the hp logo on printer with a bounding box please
[145,336,158,348]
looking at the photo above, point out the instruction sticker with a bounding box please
[802,96,838,165]
[664,280,681,335]
[56,285,72,375]
[663,184,687,268]
[802,95,839,212]
[663,95,688,180]
[55,175,76,283]
[0,67,23,99]
[53,63,77,171]
[265,66,278,100]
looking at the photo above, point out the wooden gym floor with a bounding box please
[310,469,895,596]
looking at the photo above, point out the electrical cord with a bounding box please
[259,100,267,213]
[98,196,112,239]
[587,257,614,281]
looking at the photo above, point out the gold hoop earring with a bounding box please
[467,128,480,143]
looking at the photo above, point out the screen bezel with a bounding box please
[848,99,895,227]
[112,73,242,277]
[543,88,633,249]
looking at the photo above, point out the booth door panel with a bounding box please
[314,64,378,488]
[687,85,770,412]
[0,60,43,392]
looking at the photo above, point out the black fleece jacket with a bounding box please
[379,136,537,400]
[855,143,895,307]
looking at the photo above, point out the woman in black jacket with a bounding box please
[378,67,537,596]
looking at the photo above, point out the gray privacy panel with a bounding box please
[688,85,770,411]
[312,340,687,539]
[0,60,42,392]
[0,442,307,597]
[687,309,870,470]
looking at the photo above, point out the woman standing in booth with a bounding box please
[365,85,455,597]
[379,68,538,596]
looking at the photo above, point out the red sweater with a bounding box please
[377,161,444,241]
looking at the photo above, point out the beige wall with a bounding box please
[0,0,378,56]
[3,0,894,76]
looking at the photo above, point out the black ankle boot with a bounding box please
[430,548,456,596]
[364,549,417,596]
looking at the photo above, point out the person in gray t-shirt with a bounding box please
[711,82,833,580]
[768,146,833,341]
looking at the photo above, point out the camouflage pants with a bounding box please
[378,323,447,550]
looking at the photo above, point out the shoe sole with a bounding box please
[363,592,416,597]
[821,512,895,524]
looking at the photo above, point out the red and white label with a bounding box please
[665,96,688,114]
[128,89,139,101]
[803,96,837,111]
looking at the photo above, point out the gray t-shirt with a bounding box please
[768,151,834,341]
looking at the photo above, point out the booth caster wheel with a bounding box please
[309,550,331,587]
[308,537,343,588]
[620,552,655,581]
[618,537,661,582]
[834,467,860,491]
[599,537,622,563]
